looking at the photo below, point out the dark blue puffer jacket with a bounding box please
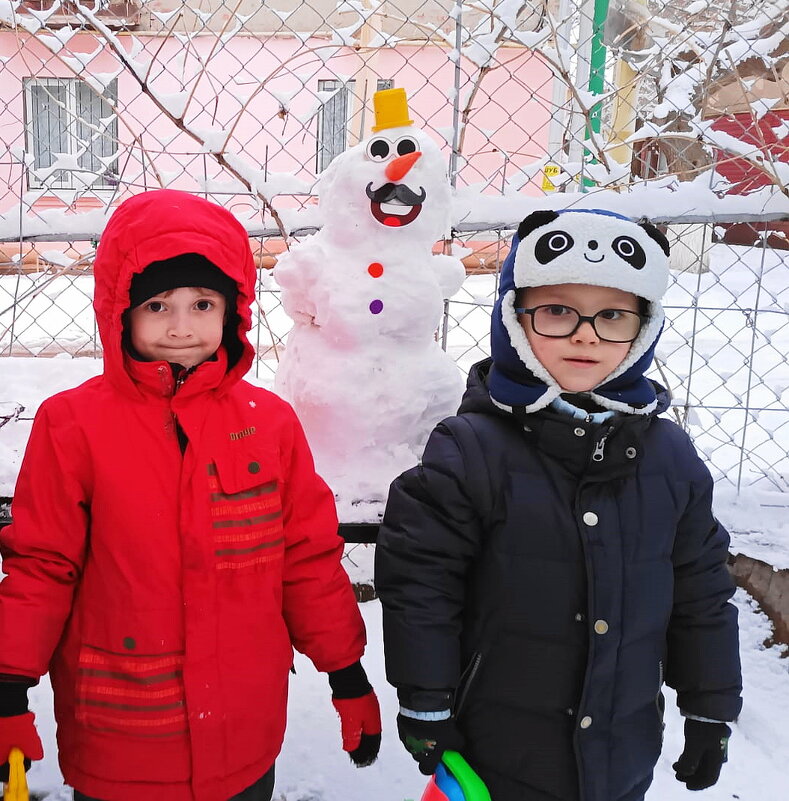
[376,359,742,801]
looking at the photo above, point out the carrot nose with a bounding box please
[385,151,422,182]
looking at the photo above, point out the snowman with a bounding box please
[274,88,466,505]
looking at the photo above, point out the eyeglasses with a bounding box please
[514,304,646,343]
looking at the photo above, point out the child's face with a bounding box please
[129,286,226,368]
[518,283,641,393]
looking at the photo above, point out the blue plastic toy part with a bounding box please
[435,762,467,801]
[420,751,492,801]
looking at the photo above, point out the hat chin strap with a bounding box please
[500,290,664,415]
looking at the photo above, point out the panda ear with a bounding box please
[517,210,560,241]
[637,218,670,257]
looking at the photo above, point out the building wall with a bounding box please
[0,29,554,218]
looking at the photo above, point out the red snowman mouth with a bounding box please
[369,200,423,227]
[365,181,426,227]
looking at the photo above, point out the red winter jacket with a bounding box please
[0,190,366,801]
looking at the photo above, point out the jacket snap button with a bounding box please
[580,716,593,729]
[248,461,261,474]
[574,612,585,622]
[594,619,609,635]
[574,427,585,437]
[123,636,136,650]
[582,511,598,526]
[625,447,637,459]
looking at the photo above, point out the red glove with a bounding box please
[332,692,382,767]
[0,712,44,782]
[328,661,381,768]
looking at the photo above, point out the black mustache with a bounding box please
[365,182,426,205]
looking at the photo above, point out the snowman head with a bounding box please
[317,89,451,247]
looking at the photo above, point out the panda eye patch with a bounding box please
[612,236,646,269]
[535,230,574,264]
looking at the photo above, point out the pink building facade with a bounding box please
[0,24,555,225]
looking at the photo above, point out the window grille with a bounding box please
[24,77,119,191]
[316,79,356,172]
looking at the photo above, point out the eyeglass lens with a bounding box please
[531,305,642,342]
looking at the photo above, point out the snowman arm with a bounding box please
[431,254,467,299]
[275,245,322,323]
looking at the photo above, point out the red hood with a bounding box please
[93,190,256,396]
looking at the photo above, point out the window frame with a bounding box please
[23,76,119,192]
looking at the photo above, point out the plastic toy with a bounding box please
[420,750,491,801]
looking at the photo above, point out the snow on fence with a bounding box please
[0,0,787,493]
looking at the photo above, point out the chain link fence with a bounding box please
[0,0,787,493]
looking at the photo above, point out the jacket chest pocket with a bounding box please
[207,447,284,573]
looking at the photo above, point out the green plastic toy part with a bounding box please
[442,750,492,801]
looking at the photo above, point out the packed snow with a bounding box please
[274,108,465,503]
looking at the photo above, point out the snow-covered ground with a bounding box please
[17,591,789,801]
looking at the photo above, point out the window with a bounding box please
[18,1,141,28]
[24,77,119,190]
[20,0,110,10]
[316,79,355,172]
[316,78,394,171]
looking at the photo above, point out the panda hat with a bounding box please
[489,209,671,415]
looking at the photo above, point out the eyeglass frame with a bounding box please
[514,304,648,343]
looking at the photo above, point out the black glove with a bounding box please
[397,714,465,775]
[0,679,39,783]
[673,719,731,791]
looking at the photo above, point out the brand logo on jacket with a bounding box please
[229,426,256,441]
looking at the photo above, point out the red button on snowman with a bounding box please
[275,88,466,507]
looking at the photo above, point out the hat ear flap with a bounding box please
[637,218,670,257]
[517,210,560,241]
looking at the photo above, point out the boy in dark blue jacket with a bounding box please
[375,209,742,801]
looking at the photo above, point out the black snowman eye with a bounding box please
[612,236,646,269]
[366,138,391,162]
[395,136,418,156]
[534,230,574,264]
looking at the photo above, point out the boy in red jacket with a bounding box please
[0,189,381,801]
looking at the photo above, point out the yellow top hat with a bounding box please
[372,88,413,133]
